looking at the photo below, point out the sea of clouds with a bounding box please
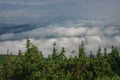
[0,20,120,57]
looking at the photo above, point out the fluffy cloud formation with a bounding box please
[0,33,15,40]
[0,21,120,57]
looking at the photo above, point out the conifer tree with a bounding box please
[78,41,86,57]
[96,46,102,57]
[0,38,120,80]
[59,47,66,60]
[51,42,59,60]
[103,48,107,57]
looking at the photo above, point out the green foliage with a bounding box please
[107,46,120,76]
[96,46,102,57]
[0,39,120,80]
[78,41,86,57]
[0,54,6,64]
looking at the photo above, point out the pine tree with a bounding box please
[107,46,120,75]
[51,42,59,60]
[89,51,95,59]
[59,47,66,60]
[78,41,86,57]
[103,48,107,58]
[3,53,16,79]
[96,46,102,57]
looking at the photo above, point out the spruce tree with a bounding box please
[78,41,86,57]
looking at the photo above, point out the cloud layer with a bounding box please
[0,21,120,57]
[0,0,120,23]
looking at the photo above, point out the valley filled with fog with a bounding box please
[0,21,120,57]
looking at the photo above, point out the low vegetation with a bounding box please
[0,38,120,80]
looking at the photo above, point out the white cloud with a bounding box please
[22,26,88,38]
[103,26,120,35]
[0,40,26,54]
[0,33,15,41]
[0,21,120,56]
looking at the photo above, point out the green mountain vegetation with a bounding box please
[0,38,120,80]
[0,54,6,64]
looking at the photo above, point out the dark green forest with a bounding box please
[0,38,120,80]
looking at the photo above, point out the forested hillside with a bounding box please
[0,38,120,80]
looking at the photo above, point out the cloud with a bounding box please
[0,40,26,54]
[0,10,42,17]
[20,25,88,39]
[0,0,66,6]
[0,33,15,41]
[0,0,120,23]
[0,20,120,56]
[0,0,45,6]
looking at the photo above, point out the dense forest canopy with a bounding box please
[0,38,120,80]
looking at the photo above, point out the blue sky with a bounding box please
[0,0,120,23]
[0,0,120,55]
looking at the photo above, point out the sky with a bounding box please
[0,0,120,23]
[0,0,120,56]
